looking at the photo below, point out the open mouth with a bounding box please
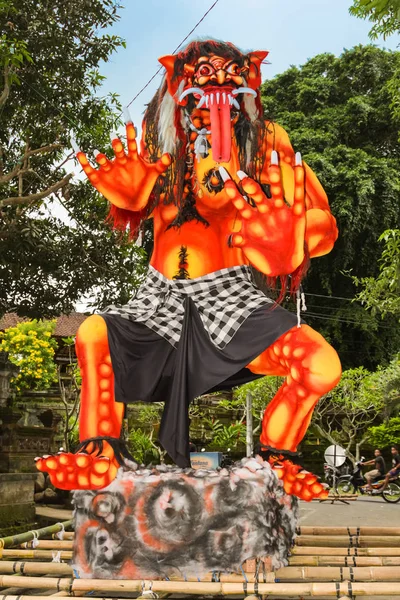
[179,86,256,163]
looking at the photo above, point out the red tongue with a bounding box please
[208,91,232,163]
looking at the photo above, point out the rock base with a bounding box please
[73,456,298,579]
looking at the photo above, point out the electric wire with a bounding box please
[126,0,220,108]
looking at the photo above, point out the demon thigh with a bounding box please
[247,324,341,452]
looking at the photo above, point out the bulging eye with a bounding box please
[226,63,241,75]
[197,64,214,77]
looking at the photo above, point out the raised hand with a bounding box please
[219,151,306,276]
[72,108,172,211]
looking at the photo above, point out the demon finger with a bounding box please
[93,150,112,172]
[293,152,306,217]
[267,150,285,208]
[219,167,255,219]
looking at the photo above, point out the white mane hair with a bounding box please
[158,80,186,155]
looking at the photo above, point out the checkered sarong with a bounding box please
[103,265,272,349]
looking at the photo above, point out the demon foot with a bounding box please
[35,451,118,491]
[269,457,328,502]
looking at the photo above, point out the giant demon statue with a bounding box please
[37,40,341,499]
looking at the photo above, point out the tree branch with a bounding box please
[0,144,63,185]
[0,65,10,109]
[0,173,72,208]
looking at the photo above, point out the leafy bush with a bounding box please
[0,319,57,392]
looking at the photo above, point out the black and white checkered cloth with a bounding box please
[103,265,272,349]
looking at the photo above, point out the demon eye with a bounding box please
[226,63,241,75]
[196,64,214,77]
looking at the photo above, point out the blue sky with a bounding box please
[99,0,399,129]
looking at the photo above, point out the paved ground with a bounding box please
[299,496,399,526]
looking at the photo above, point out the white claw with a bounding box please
[197,95,207,109]
[237,170,248,180]
[216,92,220,104]
[123,106,132,124]
[70,137,80,154]
[271,150,279,165]
[232,98,240,110]
[110,130,119,142]
[34,457,41,462]
[295,151,302,166]
[93,149,100,158]
[219,166,231,182]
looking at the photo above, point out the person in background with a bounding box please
[363,449,386,490]
[378,445,400,491]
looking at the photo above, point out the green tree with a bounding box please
[311,367,385,462]
[349,0,400,39]
[261,46,400,369]
[0,0,147,318]
[352,229,400,320]
[368,417,400,448]
[0,319,57,391]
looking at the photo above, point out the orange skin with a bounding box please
[37,59,341,499]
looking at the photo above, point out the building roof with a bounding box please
[0,312,88,337]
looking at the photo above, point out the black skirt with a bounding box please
[103,299,298,468]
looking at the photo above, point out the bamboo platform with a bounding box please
[1,523,400,597]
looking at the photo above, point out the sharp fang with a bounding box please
[197,95,207,109]
[178,87,205,102]
[216,92,220,104]
[222,92,226,104]
[232,98,240,110]
[231,87,257,97]
[228,95,232,105]
[210,93,214,105]
[205,95,209,108]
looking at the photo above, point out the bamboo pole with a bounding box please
[2,548,399,566]
[1,576,400,596]
[20,541,73,550]
[0,565,399,582]
[296,527,400,536]
[295,535,400,547]
[291,546,400,556]
[48,526,400,538]
[0,521,72,549]
[288,555,400,567]
[0,549,73,560]
[51,532,74,541]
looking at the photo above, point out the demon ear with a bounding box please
[247,51,269,89]
[158,54,181,98]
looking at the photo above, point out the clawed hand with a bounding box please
[72,107,172,211]
[219,151,306,276]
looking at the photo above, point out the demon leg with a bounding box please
[36,315,124,490]
[247,324,341,500]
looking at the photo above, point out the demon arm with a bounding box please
[271,123,338,259]
[219,125,337,277]
[76,119,172,212]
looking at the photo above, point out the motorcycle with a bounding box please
[335,458,400,503]
[323,461,351,488]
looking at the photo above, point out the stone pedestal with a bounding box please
[73,457,298,580]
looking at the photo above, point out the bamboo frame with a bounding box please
[0,521,72,549]
[295,535,400,547]
[0,576,400,596]
[0,550,73,560]
[292,546,400,556]
[20,541,72,550]
[296,527,400,536]
[1,562,400,582]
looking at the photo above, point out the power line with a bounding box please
[126,0,220,108]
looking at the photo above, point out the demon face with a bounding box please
[159,43,268,163]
